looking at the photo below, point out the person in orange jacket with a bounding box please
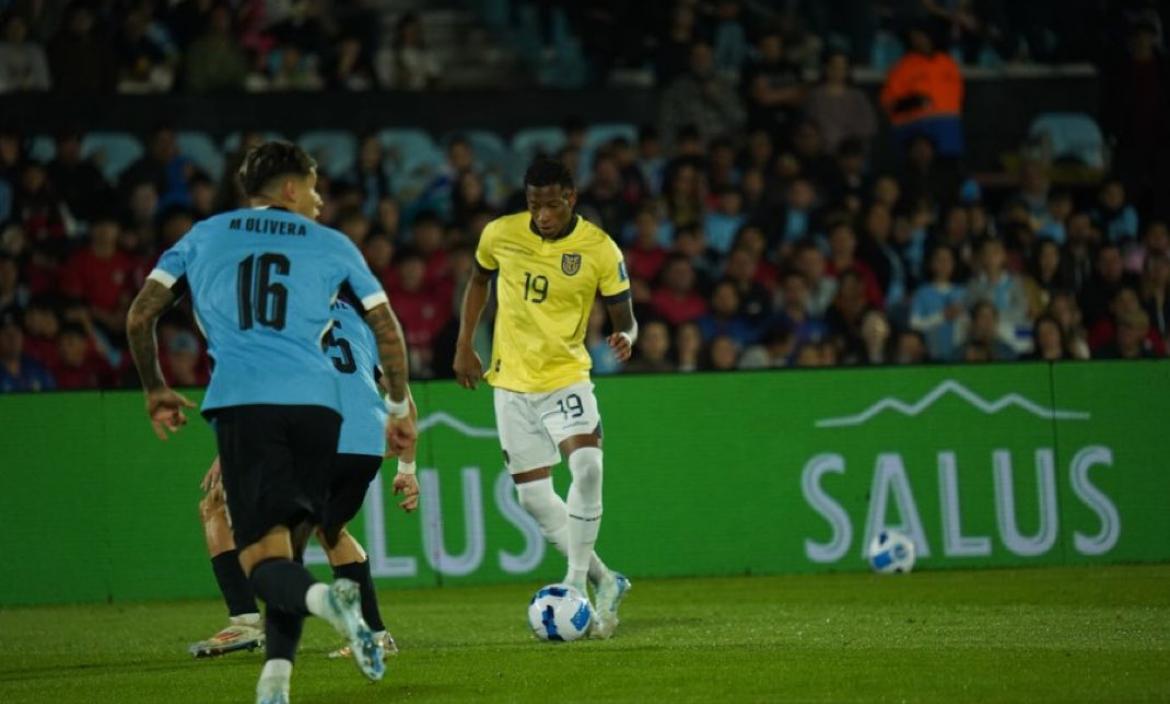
[880,25,965,157]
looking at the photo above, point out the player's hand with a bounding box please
[608,332,633,362]
[392,472,420,513]
[384,394,418,457]
[145,387,196,441]
[200,456,223,497]
[386,414,417,458]
[454,344,483,390]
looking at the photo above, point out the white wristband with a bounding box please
[385,395,410,419]
[397,459,416,475]
[618,331,635,347]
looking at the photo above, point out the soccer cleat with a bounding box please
[327,630,398,660]
[188,622,265,658]
[590,572,631,639]
[255,678,289,704]
[319,579,385,681]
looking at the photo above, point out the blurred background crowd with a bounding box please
[1,0,1168,391]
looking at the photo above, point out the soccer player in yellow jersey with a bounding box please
[454,158,637,638]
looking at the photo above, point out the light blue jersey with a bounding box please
[149,207,388,414]
[325,300,387,457]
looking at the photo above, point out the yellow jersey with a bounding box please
[475,212,630,393]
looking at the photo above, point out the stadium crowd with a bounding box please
[1,2,1168,392]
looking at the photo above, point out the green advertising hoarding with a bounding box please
[1,361,1167,606]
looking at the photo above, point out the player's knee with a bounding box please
[516,479,554,515]
[567,447,603,494]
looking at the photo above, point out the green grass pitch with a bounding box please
[1,565,1167,703]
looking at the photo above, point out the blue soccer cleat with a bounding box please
[591,572,631,639]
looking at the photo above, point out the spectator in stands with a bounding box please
[345,135,391,219]
[388,249,450,377]
[47,129,113,222]
[778,177,817,251]
[50,323,113,389]
[1125,220,1169,274]
[1099,308,1157,359]
[59,216,137,335]
[1088,286,1164,357]
[664,160,706,227]
[0,310,54,391]
[1047,291,1091,360]
[791,121,835,187]
[120,126,192,210]
[335,207,370,248]
[377,11,440,90]
[1141,253,1170,339]
[880,23,964,157]
[19,298,58,367]
[1036,190,1073,244]
[184,4,247,93]
[47,3,115,94]
[660,41,746,147]
[675,321,702,372]
[706,335,741,371]
[966,238,1028,337]
[578,153,630,237]
[774,268,825,348]
[826,220,884,309]
[11,161,70,243]
[712,0,749,76]
[409,211,450,289]
[723,245,772,321]
[0,14,51,93]
[264,43,325,91]
[116,4,177,93]
[161,327,208,387]
[652,254,708,326]
[1029,314,1069,361]
[793,242,835,317]
[740,29,803,136]
[327,35,376,91]
[371,196,401,241]
[911,245,965,361]
[697,280,756,346]
[673,223,718,284]
[625,319,673,373]
[1063,212,1098,293]
[963,301,1016,360]
[1023,239,1068,318]
[825,270,868,350]
[852,308,893,365]
[804,51,877,154]
[1080,242,1139,327]
[1092,178,1139,243]
[0,254,27,316]
[895,330,928,364]
[859,201,908,305]
[704,187,746,256]
[738,327,794,369]
[625,207,669,282]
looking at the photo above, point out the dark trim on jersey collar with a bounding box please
[529,214,580,241]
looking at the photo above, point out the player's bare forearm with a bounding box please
[457,268,492,348]
[364,302,410,402]
[126,280,176,392]
[606,298,638,340]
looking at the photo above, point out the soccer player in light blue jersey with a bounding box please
[126,141,416,704]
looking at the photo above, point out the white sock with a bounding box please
[230,612,261,627]
[565,447,604,592]
[305,583,331,618]
[257,658,291,696]
[516,478,609,584]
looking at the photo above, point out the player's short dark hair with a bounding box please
[238,140,316,197]
[524,158,574,191]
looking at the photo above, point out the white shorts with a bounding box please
[493,380,601,473]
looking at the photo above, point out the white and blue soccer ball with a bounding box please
[527,584,592,642]
[867,529,917,574]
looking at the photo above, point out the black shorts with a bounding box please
[319,453,383,547]
[211,404,342,548]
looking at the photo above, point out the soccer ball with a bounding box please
[527,584,592,642]
[867,529,917,574]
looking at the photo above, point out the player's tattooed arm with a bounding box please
[126,280,177,392]
[364,302,410,402]
[605,297,638,363]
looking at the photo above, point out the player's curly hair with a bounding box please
[524,157,574,190]
[238,141,317,197]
